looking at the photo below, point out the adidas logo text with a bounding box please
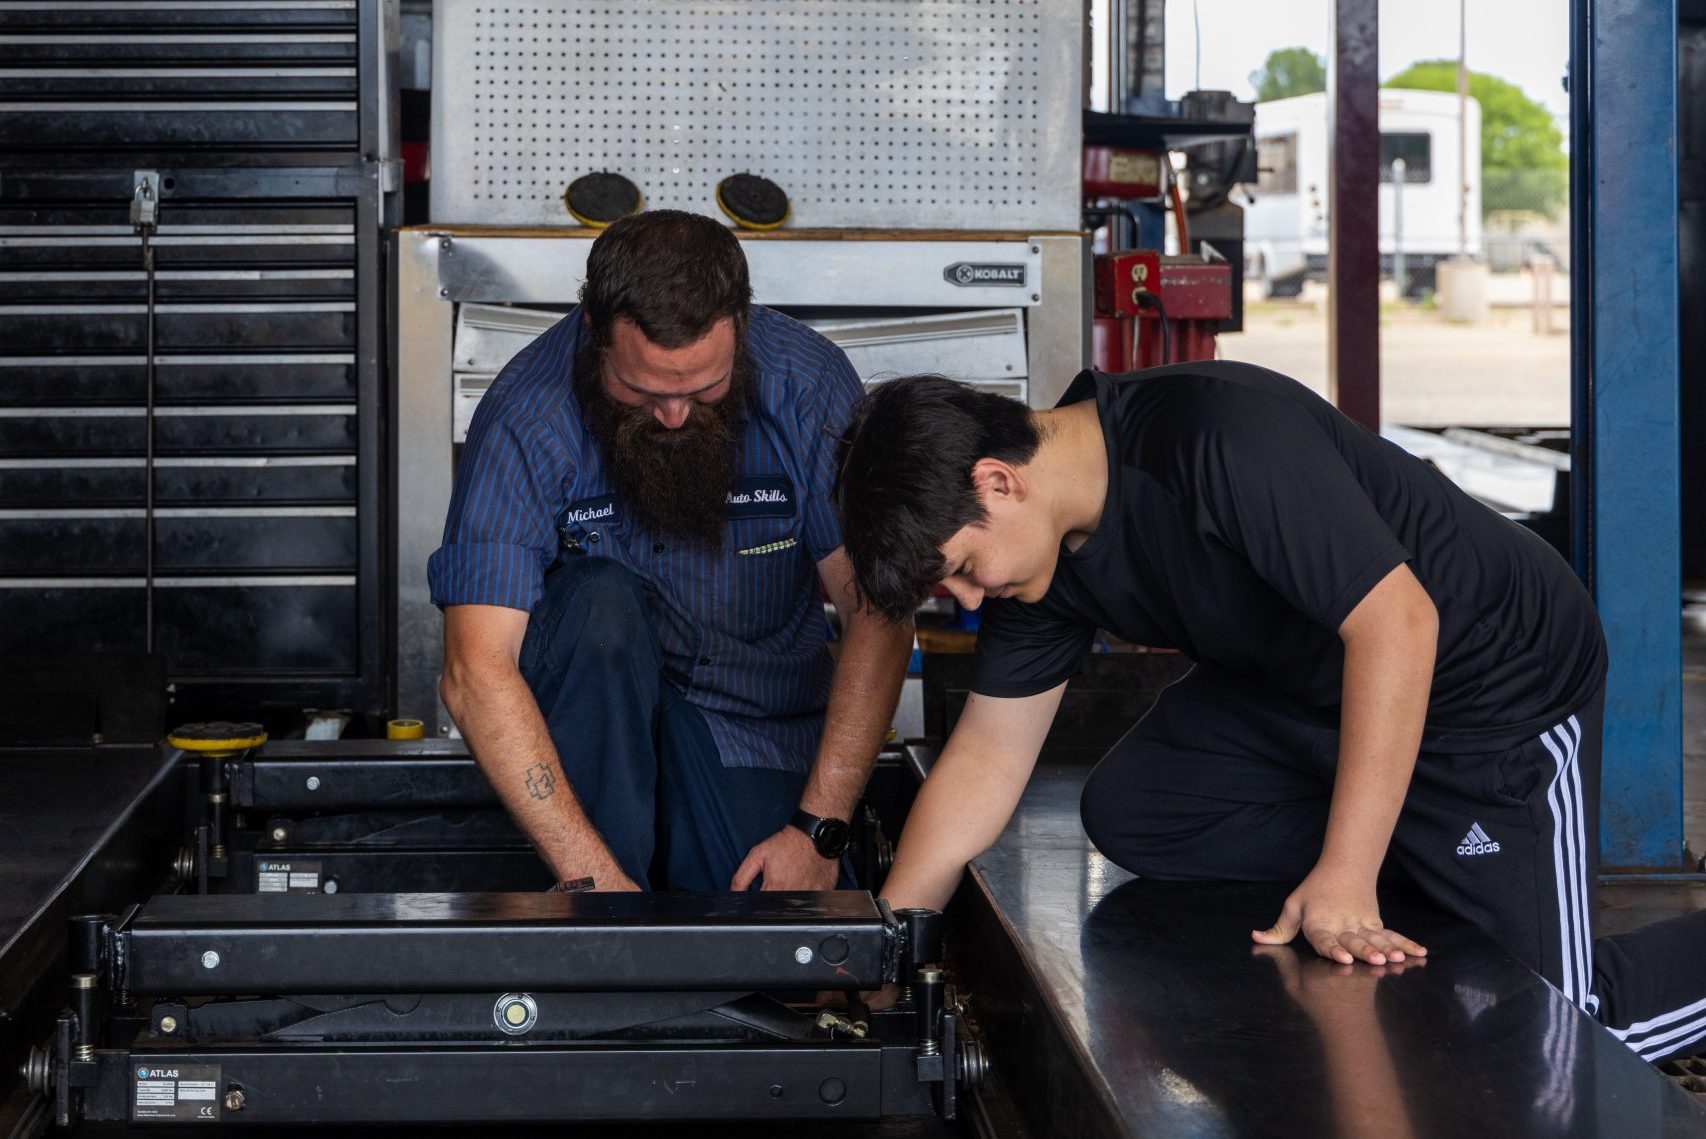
[1457,821,1501,856]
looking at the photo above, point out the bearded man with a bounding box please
[428,210,911,893]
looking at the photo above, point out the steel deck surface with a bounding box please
[0,745,181,1013]
[954,762,1706,1137]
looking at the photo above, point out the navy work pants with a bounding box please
[518,555,805,891]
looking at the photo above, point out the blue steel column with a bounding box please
[1570,0,1683,866]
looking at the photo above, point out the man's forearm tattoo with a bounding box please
[524,762,557,800]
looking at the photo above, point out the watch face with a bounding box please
[816,818,851,858]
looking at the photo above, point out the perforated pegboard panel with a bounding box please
[431,0,1082,231]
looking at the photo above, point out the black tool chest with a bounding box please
[0,0,395,720]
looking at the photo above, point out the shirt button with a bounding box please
[698,656,713,666]
[587,531,601,544]
[653,542,666,554]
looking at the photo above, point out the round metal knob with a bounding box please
[493,993,538,1036]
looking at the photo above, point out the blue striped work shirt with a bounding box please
[428,305,864,773]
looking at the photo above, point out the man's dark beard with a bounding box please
[574,340,752,549]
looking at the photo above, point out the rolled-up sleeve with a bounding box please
[427,406,566,613]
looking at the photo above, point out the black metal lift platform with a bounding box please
[9,736,1706,1136]
[188,737,894,897]
[1,739,975,1136]
[23,890,971,1129]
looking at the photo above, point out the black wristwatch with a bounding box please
[790,809,851,860]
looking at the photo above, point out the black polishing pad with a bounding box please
[716,173,791,230]
[564,172,643,228]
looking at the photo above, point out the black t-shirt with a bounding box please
[971,362,1607,752]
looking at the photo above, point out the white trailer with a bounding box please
[1242,88,1482,296]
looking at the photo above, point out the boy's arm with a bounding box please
[879,681,1068,913]
[1252,563,1437,964]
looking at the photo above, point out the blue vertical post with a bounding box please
[1571,0,1683,867]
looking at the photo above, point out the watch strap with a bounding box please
[790,808,827,840]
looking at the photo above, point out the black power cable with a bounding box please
[131,174,160,653]
[1133,288,1172,366]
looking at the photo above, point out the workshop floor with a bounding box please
[1595,605,1706,938]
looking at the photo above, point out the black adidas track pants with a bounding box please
[1079,665,1706,1061]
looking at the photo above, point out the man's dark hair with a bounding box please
[834,376,1042,623]
[579,210,752,348]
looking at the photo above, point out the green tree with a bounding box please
[1249,47,1328,103]
[1384,61,1568,217]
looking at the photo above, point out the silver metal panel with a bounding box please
[1025,235,1090,408]
[430,0,1082,230]
[436,234,1044,308]
[456,302,1033,389]
[454,302,564,373]
[452,372,494,444]
[807,309,1027,384]
[865,375,1025,403]
[395,232,456,732]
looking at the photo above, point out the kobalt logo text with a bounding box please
[943,262,1027,287]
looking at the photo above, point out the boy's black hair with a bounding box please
[834,376,1042,623]
[579,210,751,347]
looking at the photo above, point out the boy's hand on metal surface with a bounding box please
[730,825,838,892]
[1254,943,1427,1006]
[1250,865,1428,966]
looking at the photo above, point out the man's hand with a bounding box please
[730,825,839,891]
[1251,863,1428,965]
